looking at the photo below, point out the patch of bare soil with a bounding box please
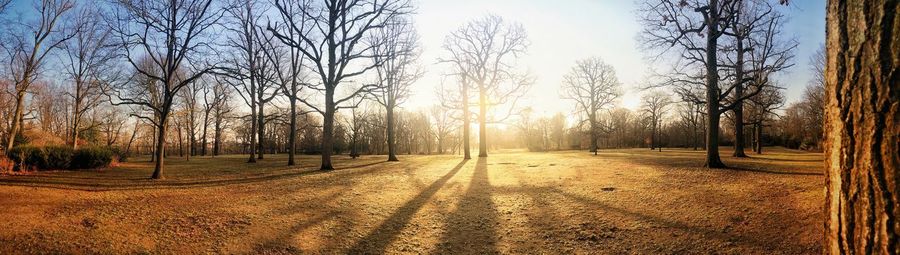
[0,148,822,254]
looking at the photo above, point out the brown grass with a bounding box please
[0,147,823,254]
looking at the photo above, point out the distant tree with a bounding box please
[641,90,673,151]
[442,15,532,158]
[107,0,222,179]
[549,113,566,150]
[369,17,422,161]
[2,0,76,152]
[268,0,413,170]
[561,57,621,154]
[823,0,898,253]
[745,84,783,154]
[429,105,457,154]
[62,6,115,149]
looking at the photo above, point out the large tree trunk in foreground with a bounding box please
[824,0,899,254]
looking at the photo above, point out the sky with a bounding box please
[5,0,826,120]
[406,0,826,117]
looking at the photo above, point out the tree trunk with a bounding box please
[462,79,471,160]
[151,115,168,180]
[288,98,297,166]
[201,109,210,156]
[590,117,598,155]
[320,99,335,170]
[213,116,222,156]
[732,26,748,158]
[386,104,399,161]
[478,85,488,157]
[754,123,762,154]
[704,0,726,168]
[248,99,257,163]
[823,0,898,253]
[257,101,265,160]
[4,91,26,153]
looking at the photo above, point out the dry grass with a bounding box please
[0,147,823,254]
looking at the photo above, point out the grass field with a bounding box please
[0,147,823,254]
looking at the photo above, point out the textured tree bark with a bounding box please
[824,0,899,253]
[151,115,168,180]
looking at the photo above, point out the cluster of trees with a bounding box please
[0,0,830,179]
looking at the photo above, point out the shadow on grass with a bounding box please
[0,160,388,191]
[348,159,468,254]
[435,157,500,254]
[727,166,823,176]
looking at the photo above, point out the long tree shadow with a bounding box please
[0,161,389,191]
[435,157,501,254]
[347,159,468,254]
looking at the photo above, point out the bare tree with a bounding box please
[641,90,673,151]
[369,17,422,161]
[561,57,622,154]
[441,15,531,158]
[721,1,795,157]
[62,6,115,149]
[263,1,311,166]
[267,0,414,170]
[429,105,457,154]
[2,0,76,152]
[106,0,223,179]
[639,0,790,167]
[221,0,273,163]
[824,0,898,253]
[745,84,782,154]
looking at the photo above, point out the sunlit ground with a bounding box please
[0,148,822,254]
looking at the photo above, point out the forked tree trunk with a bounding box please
[823,0,898,253]
[151,115,168,180]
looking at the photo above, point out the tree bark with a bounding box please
[320,98,335,170]
[257,101,265,160]
[386,104,399,161]
[288,97,297,166]
[151,115,168,180]
[704,0,726,168]
[824,0,899,253]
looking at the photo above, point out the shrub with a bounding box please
[8,145,74,170]
[71,147,114,170]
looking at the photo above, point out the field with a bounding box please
[0,147,823,254]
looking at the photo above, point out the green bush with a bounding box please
[8,146,113,171]
[8,145,74,170]
[71,147,114,169]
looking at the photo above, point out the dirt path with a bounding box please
[0,148,822,254]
